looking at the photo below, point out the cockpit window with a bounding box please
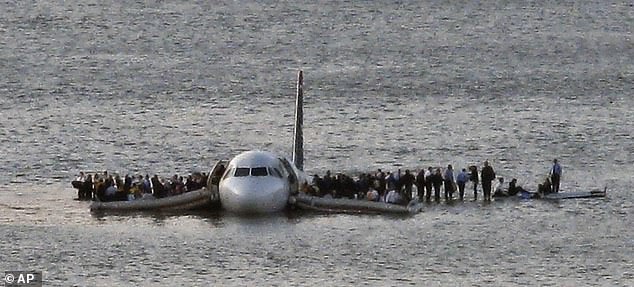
[251,167,268,176]
[235,168,250,177]
[269,167,283,178]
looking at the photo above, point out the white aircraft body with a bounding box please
[215,71,308,214]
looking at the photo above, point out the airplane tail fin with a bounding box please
[292,70,304,171]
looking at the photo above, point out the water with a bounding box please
[1,0,632,286]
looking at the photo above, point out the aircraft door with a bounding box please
[207,160,228,202]
[279,157,299,194]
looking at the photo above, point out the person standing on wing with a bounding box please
[443,164,455,201]
[456,168,469,200]
[550,159,562,193]
[481,161,496,201]
[469,165,479,200]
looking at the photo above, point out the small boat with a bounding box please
[89,189,214,212]
[542,187,607,200]
[289,193,422,214]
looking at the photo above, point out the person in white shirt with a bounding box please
[72,172,85,188]
[72,171,87,199]
[385,189,403,204]
[493,177,507,197]
[424,167,433,201]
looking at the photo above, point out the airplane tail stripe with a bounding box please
[292,70,304,171]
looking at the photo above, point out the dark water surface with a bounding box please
[1,1,632,286]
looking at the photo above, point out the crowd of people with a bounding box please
[305,159,563,205]
[72,160,563,205]
[71,171,209,202]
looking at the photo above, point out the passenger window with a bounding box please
[235,168,250,177]
[251,167,268,176]
[269,167,283,178]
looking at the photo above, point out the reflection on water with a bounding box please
[0,184,631,286]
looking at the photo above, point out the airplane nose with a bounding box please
[220,179,289,214]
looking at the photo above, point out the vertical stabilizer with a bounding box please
[292,70,304,171]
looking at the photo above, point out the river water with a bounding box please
[0,0,632,286]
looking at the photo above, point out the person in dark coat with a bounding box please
[538,177,552,195]
[415,169,426,201]
[443,165,455,201]
[355,173,370,198]
[394,169,403,194]
[83,174,94,200]
[432,168,444,202]
[401,169,415,202]
[124,174,132,194]
[481,161,496,201]
[151,175,167,198]
[95,176,106,201]
[377,170,386,197]
[508,178,527,196]
[342,174,357,199]
[322,170,333,196]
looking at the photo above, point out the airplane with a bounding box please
[87,71,424,214]
[209,71,309,214]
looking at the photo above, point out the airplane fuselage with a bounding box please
[218,151,303,214]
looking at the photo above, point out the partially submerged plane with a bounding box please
[207,71,420,215]
[209,71,309,214]
[91,71,419,214]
